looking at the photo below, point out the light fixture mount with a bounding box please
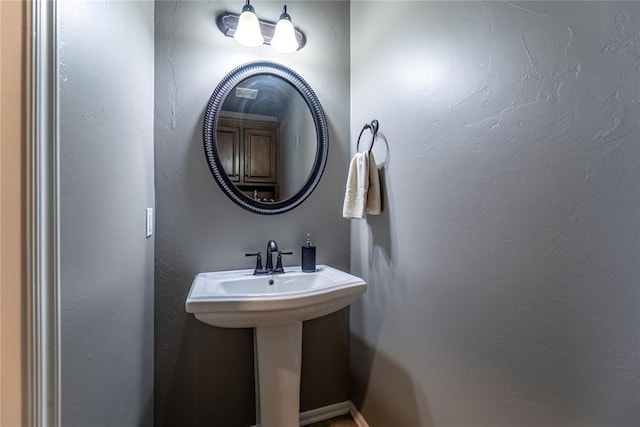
[217,12,307,51]
[241,1,255,13]
[279,5,291,22]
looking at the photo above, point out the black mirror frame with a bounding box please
[203,61,329,215]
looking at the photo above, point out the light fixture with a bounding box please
[271,5,299,53]
[216,3,307,52]
[233,0,264,47]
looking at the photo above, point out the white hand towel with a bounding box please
[342,152,369,219]
[366,151,381,215]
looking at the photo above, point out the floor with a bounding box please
[306,414,358,427]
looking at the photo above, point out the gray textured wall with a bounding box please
[153,2,350,426]
[58,1,155,426]
[350,2,640,426]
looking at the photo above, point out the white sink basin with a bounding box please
[185,265,367,328]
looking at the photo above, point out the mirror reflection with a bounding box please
[217,74,317,203]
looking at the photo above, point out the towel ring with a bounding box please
[356,119,379,153]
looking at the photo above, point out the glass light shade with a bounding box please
[271,18,298,53]
[234,9,264,47]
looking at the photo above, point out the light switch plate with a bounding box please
[146,208,154,238]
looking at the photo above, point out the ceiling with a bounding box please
[221,74,301,120]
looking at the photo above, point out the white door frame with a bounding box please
[31,0,61,425]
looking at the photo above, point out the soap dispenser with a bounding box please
[301,234,316,272]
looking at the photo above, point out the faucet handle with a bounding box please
[246,252,268,275]
[273,251,293,274]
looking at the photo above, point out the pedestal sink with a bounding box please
[185,265,367,427]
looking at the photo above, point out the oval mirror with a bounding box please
[203,61,329,215]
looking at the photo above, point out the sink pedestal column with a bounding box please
[255,321,303,427]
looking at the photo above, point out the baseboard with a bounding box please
[349,401,370,427]
[251,400,369,427]
[299,401,352,425]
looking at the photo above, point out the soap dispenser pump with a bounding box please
[301,234,316,272]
